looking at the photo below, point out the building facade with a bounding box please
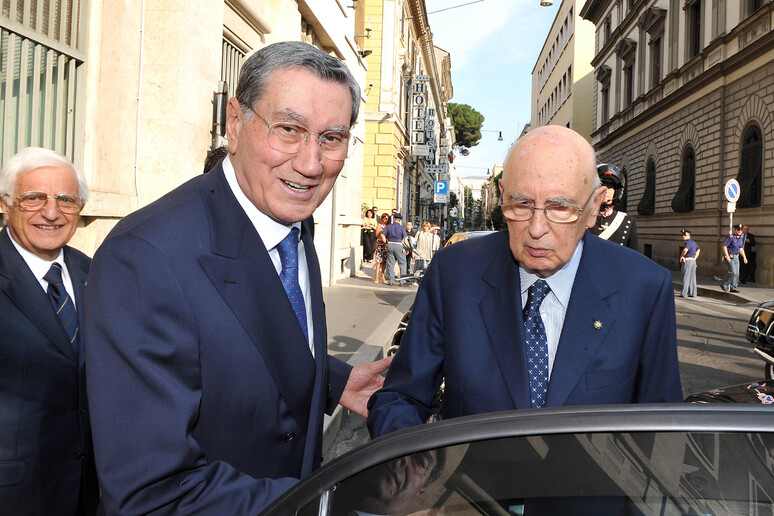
[358,0,453,228]
[1,0,370,286]
[533,0,597,140]
[581,0,773,284]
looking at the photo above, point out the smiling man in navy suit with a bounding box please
[0,147,98,515]
[368,126,682,437]
[85,41,390,515]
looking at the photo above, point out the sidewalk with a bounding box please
[321,262,417,450]
[671,269,774,305]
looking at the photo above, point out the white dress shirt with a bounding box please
[8,231,77,307]
[519,239,584,379]
[222,156,315,356]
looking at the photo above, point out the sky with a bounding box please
[424,0,560,177]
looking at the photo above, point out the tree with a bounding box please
[448,103,484,154]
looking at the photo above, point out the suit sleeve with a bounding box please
[367,256,446,437]
[85,235,296,515]
[635,267,683,402]
[326,355,353,415]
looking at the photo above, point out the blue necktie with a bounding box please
[44,262,79,356]
[524,279,550,408]
[276,228,309,342]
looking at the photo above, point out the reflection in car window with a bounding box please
[300,432,774,515]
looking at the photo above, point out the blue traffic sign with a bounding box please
[434,181,448,195]
[724,179,740,202]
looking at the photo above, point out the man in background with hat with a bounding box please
[721,224,747,293]
[680,229,700,298]
[589,164,638,250]
[381,212,409,286]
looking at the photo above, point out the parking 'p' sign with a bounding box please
[724,179,741,203]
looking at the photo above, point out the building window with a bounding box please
[672,146,695,212]
[686,0,703,60]
[637,159,656,215]
[745,0,764,18]
[650,37,662,89]
[221,38,245,99]
[1,0,87,164]
[737,124,763,208]
[604,15,612,44]
[623,62,634,106]
[596,66,612,126]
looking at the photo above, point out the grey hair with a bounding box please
[235,41,361,128]
[0,147,89,204]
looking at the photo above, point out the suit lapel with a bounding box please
[197,169,316,432]
[546,234,615,406]
[65,248,89,366]
[0,229,78,362]
[479,233,532,410]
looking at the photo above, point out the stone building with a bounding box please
[358,0,454,227]
[581,0,773,284]
[533,0,597,140]
[0,0,370,285]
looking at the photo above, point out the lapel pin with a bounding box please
[593,320,602,330]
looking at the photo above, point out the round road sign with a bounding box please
[724,179,741,202]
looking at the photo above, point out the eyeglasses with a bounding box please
[500,192,593,224]
[247,107,356,161]
[8,191,84,214]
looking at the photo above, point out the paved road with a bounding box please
[676,294,764,397]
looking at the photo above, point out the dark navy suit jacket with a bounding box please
[368,231,682,436]
[0,228,98,515]
[85,166,351,514]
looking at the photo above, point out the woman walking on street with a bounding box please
[374,213,389,283]
[362,209,377,263]
[414,220,440,274]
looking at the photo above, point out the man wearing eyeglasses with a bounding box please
[368,126,682,438]
[0,147,99,515]
[85,41,390,515]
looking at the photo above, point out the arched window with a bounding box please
[672,146,695,212]
[737,124,762,208]
[638,159,656,215]
[619,168,629,212]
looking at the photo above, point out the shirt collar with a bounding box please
[222,155,301,249]
[7,230,67,281]
[519,239,584,309]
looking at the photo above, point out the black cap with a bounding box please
[681,229,691,235]
[393,213,403,220]
[734,223,743,230]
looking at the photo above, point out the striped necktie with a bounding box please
[524,279,550,408]
[44,262,79,356]
[276,227,309,342]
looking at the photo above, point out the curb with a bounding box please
[673,281,750,303]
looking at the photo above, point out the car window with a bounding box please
[296,430,774,515]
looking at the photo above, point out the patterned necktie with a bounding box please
[524,279,550,408]
[276,227,309,342]
[44,262,79,356]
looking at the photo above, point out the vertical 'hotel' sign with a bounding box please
[411,75,430,157]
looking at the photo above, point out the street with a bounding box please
[676,294,763,397]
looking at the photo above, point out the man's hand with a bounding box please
[339,355,393,418]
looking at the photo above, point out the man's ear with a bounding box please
[585,186,607,228]
[225,97,244,154]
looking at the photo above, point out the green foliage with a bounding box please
[490,205,505,230]
[448,103,484,152]
[449,191,458,210]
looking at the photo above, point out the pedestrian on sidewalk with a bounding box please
[381,213,408,286]
[740,225,757,283]
[374,213,389,283]
[414,220,441,273]
[680,229,700,298]
[362,208,377,263]
[403,220,416,275]
[721,224,747,293]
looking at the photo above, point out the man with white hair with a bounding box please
[368,126,682,437]
[0,147,98,515]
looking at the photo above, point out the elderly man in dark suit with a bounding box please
[85,41,390,515]
[0,147,98,515]
[368,126,682,437]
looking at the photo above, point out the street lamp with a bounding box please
[540,0,553,6]
[481,129,503,141]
